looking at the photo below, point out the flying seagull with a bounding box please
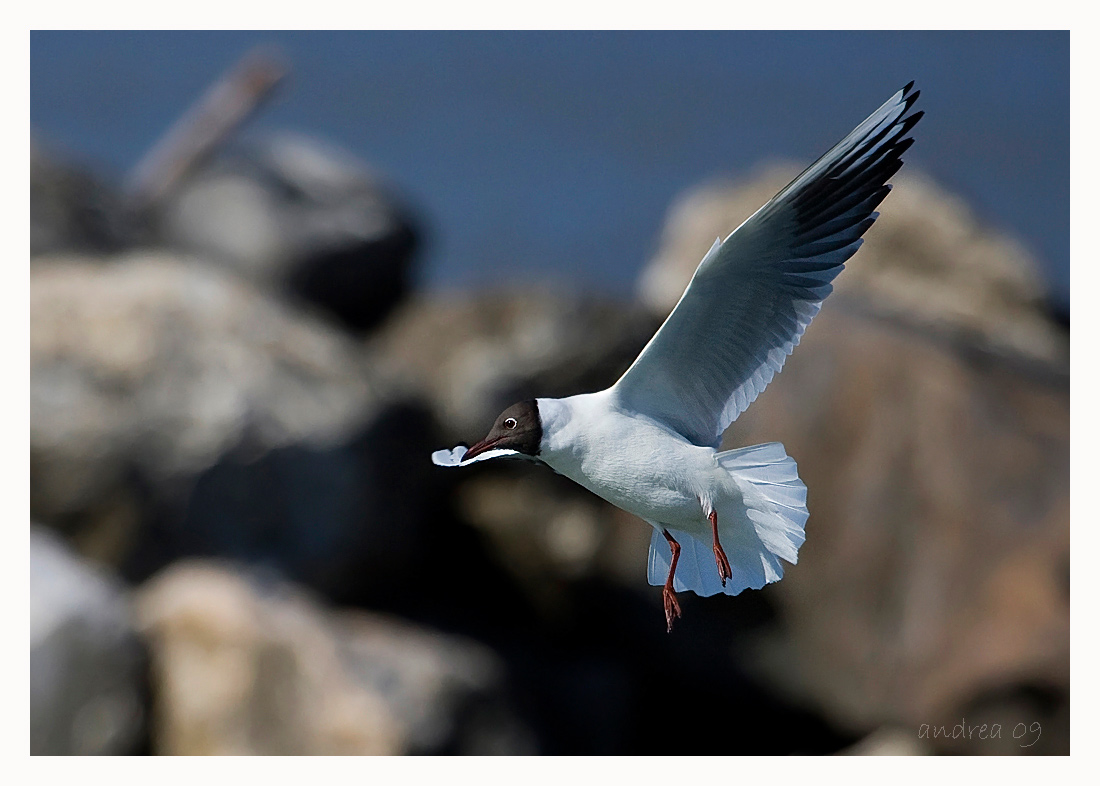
[433,82,922,631]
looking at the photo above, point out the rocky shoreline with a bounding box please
[30,127,1068,754]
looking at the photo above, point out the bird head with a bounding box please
[463,399,543,460]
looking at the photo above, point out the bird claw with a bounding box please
[663,585,682,633]
[707,510,732,587]
[713,544,732,587]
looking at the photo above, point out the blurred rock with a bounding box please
[638,166,1068,369]
[30,253,440,602]
[30,252,373,504]
[31,139,129,257]
[370,291,659,441]
[454,469,650,607]
[156,133,420,333]
[28,136,1069,754]
[134,561,535,754]
[30,526,147,755]
[723,307,1068,754]
[600,166,1071,753]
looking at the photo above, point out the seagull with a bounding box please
[433,82,922,631]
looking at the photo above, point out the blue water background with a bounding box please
[30,31,1069,310]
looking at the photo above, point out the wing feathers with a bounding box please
[792,220,875,257]
[613,83,921,446]
[793,190,888,244]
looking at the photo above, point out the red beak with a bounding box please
[462,436,504,461]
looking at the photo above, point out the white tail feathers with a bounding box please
[718,441,808,565]
[647,442,808,597]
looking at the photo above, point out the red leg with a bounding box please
[709,510,732,587]
[662,529,683,633]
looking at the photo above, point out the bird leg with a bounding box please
[709,509,732,586]
[662,529,682,633]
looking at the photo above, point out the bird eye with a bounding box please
[504,418,517,429]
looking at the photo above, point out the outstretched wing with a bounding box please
[612,83,922,447]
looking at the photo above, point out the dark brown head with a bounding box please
[463,399,543,461]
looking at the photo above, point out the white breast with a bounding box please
[536,393,731,529]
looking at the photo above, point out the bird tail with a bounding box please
[647,442,808,597]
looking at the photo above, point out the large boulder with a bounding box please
[134,561,535,754]
[636,168,1068,753]
[728,306,1069,754]
[30,253,440,603]
[155,133,421,333]
[30,527,147,755]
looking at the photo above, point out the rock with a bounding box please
[156,133,420,333]
[134,561,535,754]
[30,253,374,505]
[455,468,652,604]
[620,168,1070,753]
[30,253,441,602]
[31,139,129,258]
[638,166,1067,369]
[30,526,147,755]
[724,307,1069,754]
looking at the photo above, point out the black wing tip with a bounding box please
[897,113,923,139]
[901,85,921,114]
[897,110,925,141]
[903,80,916,94]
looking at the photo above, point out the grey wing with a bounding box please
[612,82,922,447]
